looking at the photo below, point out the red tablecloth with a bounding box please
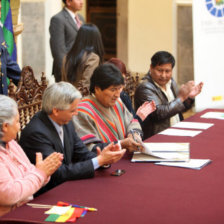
[1,109,224,224]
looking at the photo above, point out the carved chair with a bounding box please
[76,80,90,97]
[8,66,47,130]
[123,72,140,106]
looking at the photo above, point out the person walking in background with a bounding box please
[62,23,104,91]
[49,0,84,82]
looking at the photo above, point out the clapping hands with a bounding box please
[188,82,203,98]
[178,81,203,102]
[136,101,156,121]
[96,142,126,166]
[35,152,63,177]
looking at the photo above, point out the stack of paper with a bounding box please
[155,159,211,170]
[131,142,190,162]
[131,143,212,170]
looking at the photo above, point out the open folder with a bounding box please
[131,142,190,162]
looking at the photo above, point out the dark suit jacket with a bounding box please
[19,111,96,194]
[49,8,85,82]
[0,27,21,95]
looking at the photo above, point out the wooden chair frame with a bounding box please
[8,66,47,130]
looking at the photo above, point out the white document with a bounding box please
[45,206,72,215]
[142,142,189,156]
[201,112,224,120]
[172,121,214,130]
[131,142,190,162]
[155,159,211,170]
[158,128,202,137]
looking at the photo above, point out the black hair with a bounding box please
[64,23,104,84]
[151,51,175,68]
[90,64,124,94]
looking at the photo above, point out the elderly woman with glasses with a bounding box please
[0,95,63,216]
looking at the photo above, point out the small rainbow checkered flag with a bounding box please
[1,0,17,61]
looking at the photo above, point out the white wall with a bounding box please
[127,0,174,73]
[18,1,180,80]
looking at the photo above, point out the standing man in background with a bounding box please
[49,0,84,82]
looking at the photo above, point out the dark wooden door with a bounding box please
[87,0,117,60]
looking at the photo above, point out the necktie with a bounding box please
[75,14,81,29]
[59,126,64,147]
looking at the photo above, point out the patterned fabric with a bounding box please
[73,95,141,150]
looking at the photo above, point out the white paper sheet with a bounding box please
[142,142,189,155]
[172,121,214,130]
[158,128,202,137]
[132,142,190,162]
[45,206,72,215]
[155,159,211,170]
[201,112,224,120]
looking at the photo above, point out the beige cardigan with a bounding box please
[62,52,100,90]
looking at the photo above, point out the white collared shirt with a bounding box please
[65,7,79,26]
[154,80,180,126]
[48,116,64,146]
[48,115,100,170]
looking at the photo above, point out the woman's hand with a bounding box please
[35,152,63,177]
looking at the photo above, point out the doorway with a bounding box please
[86,0,117,60]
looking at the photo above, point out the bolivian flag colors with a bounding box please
[44,201,97,223]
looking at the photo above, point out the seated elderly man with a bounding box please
[134,51,203,139]
[73,63,143,152]
[19,82,125,195]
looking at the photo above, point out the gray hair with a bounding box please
[0,95,18,140]
[42,81,82,114]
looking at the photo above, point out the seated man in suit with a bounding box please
[73,63,143,152]
[19,82,126,195]
[134,51,203,139]
[49,0,85,82]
